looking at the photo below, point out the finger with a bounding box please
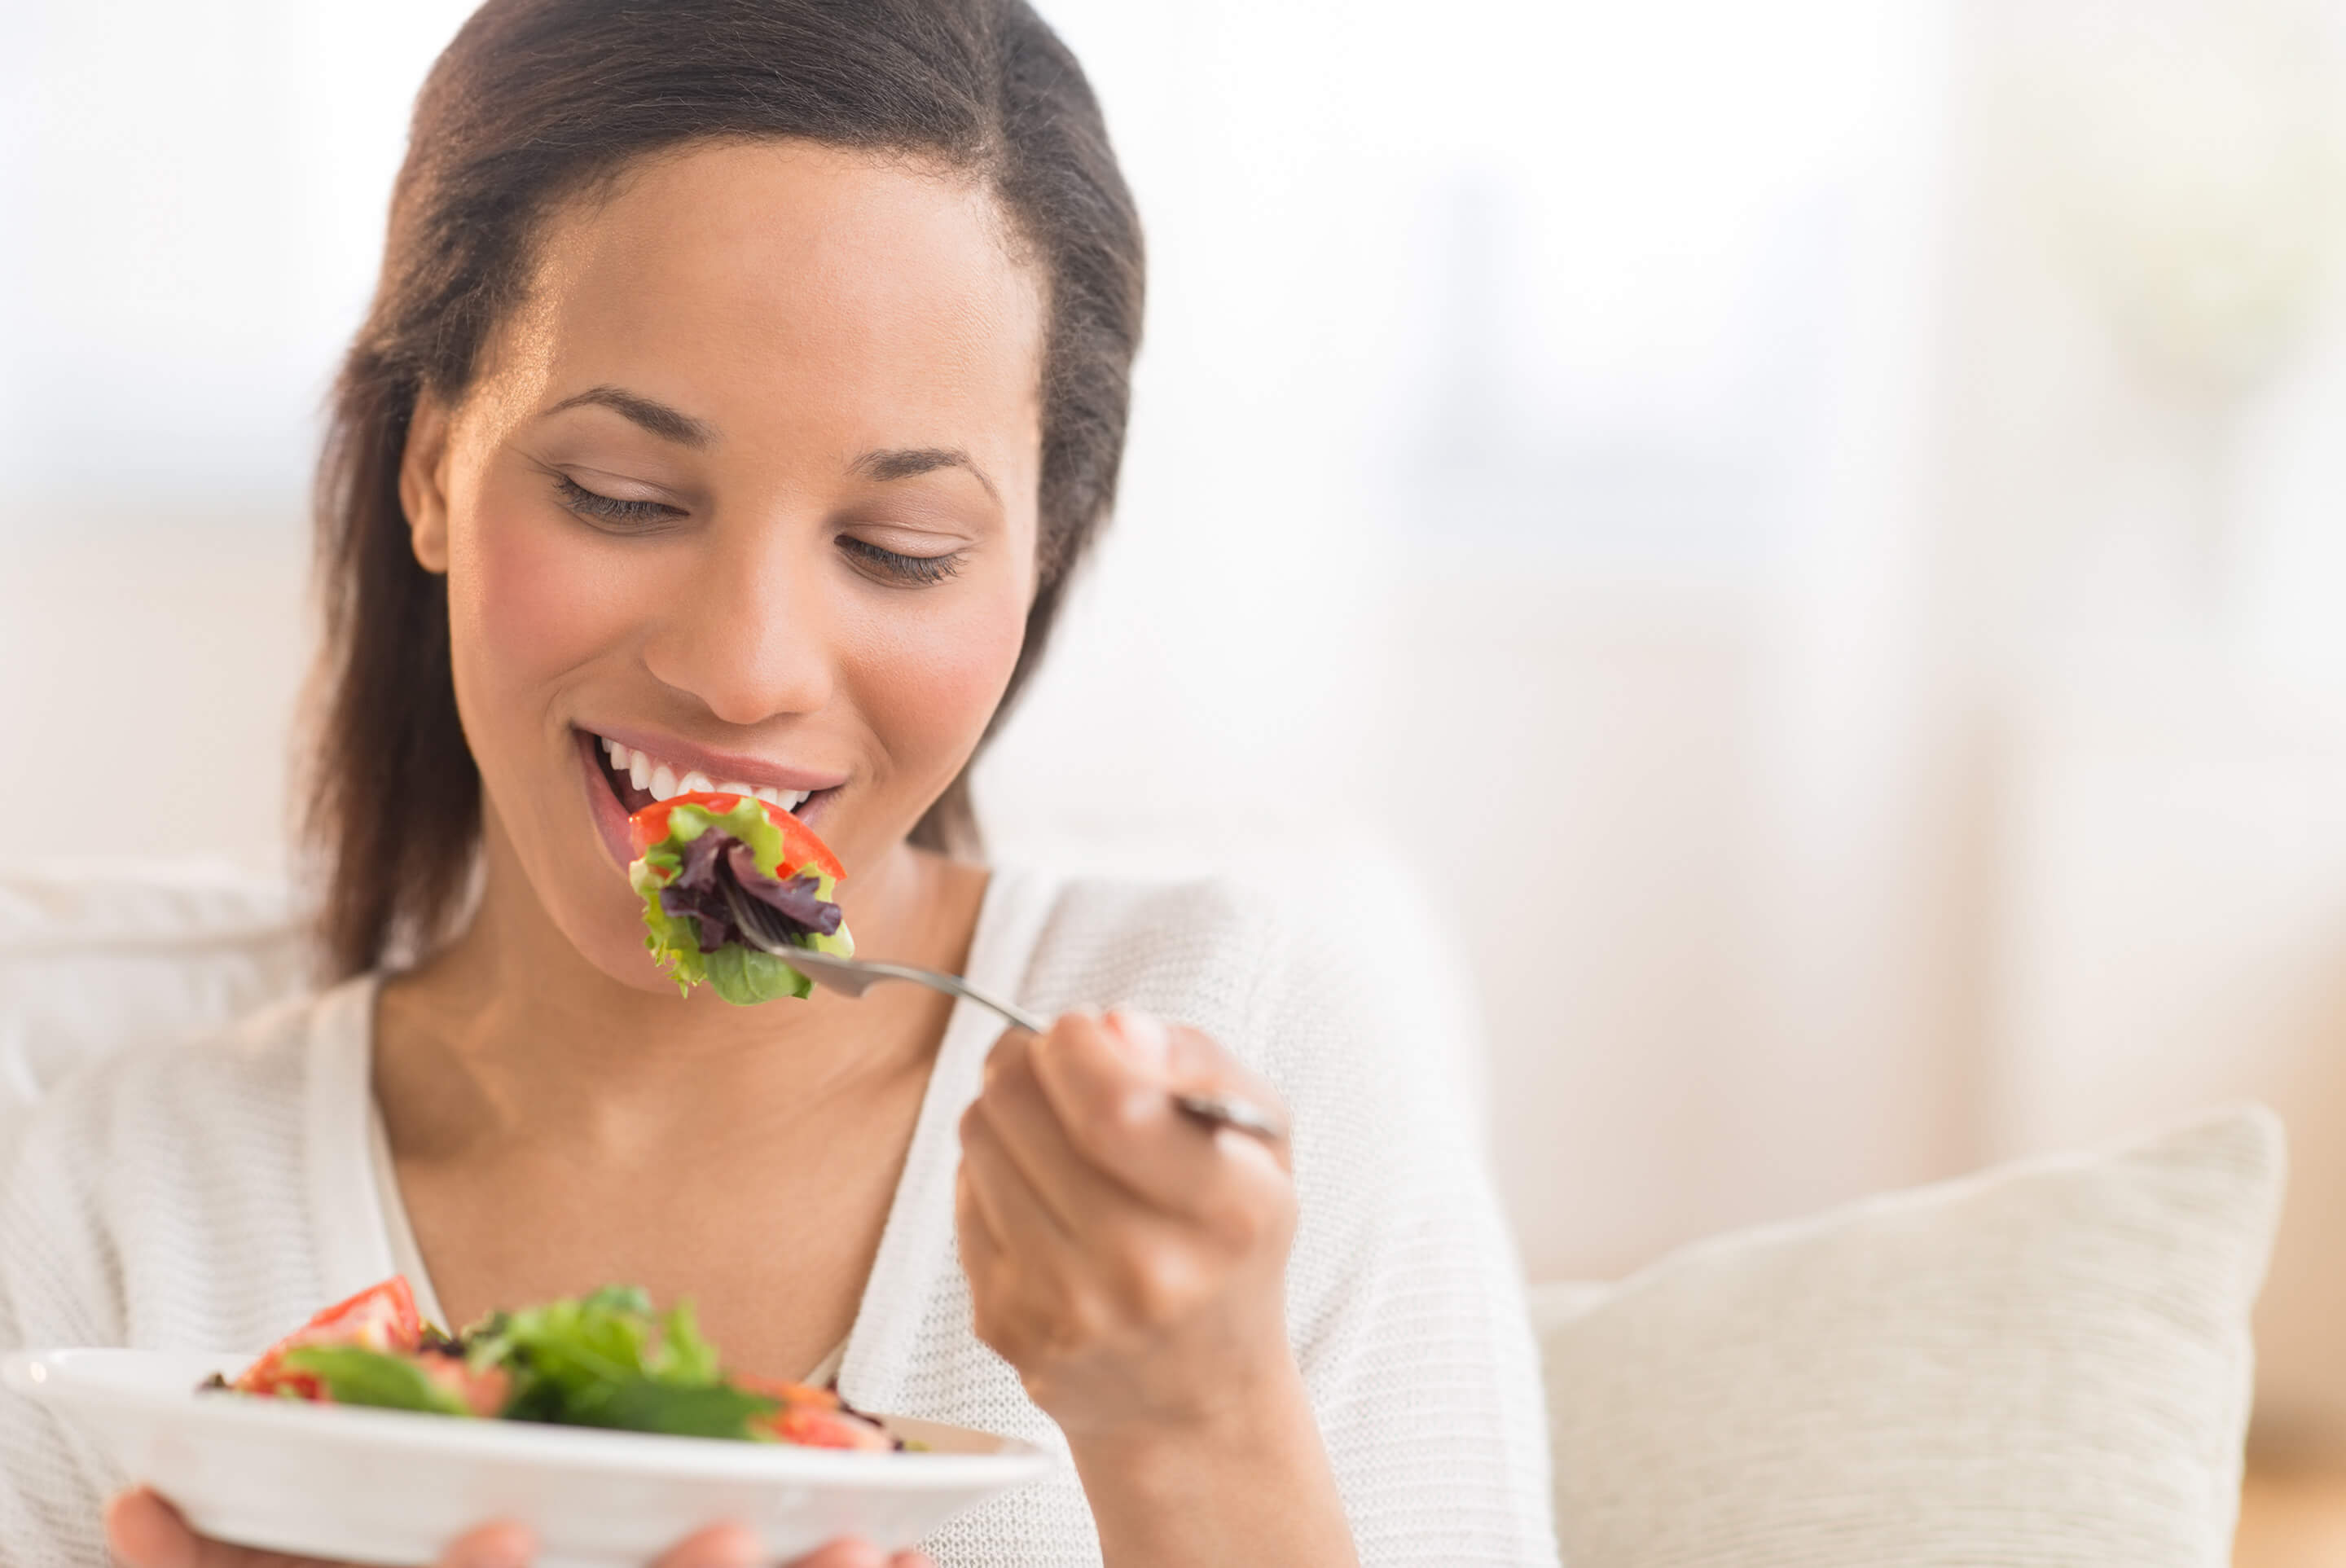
[960,1101,1087,1262]
[103,1488,314,1568]
[105,1489,200,1568]
[1151,1017,1289,1161]
[1029,1012,1291,1214]
[649,1522,762,1568]
[435,1519,535,1568]
[779,1539,889,1568]
[955,1163,1008,1292]
[956,1165,1022,1356]
[1154,1017,1283,1113]
[977,1030,1174,1230]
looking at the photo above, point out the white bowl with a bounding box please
[5,1349,1055,1567]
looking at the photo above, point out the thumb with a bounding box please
[104,1488,199,1568]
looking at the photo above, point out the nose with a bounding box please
[640,520,835,727]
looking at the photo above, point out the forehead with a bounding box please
[490,139,1046,463]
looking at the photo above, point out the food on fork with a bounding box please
[212,1277,894,1449]
[628,792,854,1004]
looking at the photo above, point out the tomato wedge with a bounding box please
[419,1352,513,1417]
[628,791,846,882]
[735,1375,892,1452]
[232,1276,424,1398]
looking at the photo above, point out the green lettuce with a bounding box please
[628,798,854,1004]
[278,1345,471,1416]
[463,1287,780,1438]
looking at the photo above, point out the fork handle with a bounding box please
[766,938,1290,1142]
[947,983,1288,1141]
[931,975,1052,1037]
[975,995,1289,1143]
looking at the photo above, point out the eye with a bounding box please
[837,534,966,586]
[552,474,686,532]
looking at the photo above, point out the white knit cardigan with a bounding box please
[0,870,1558,1566]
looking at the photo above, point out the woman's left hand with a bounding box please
[955,1009,1298,1443]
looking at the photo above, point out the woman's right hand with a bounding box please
[104,1487,933,1568]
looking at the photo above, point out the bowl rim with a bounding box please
[4,1347,1058,1489]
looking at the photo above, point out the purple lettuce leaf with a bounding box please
[657,832,842,956]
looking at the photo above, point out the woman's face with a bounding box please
[399,140,1046,989]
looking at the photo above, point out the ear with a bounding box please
[398,392,455,576]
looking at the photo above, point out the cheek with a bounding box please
[844,573,1030,778]
[447,475,644,713]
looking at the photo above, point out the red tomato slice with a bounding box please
[736,1376,891,1451]
[735,1373,837,1408]
[231,1276,424,1397]
[420,1354,512,1417]
[235,1366,326,1402]
[762,1402,894,1451]
[628,792,846,883]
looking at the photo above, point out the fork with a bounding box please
[720,879,1289,1143]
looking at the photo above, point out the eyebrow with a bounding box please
[541,385,716,449]
[541,384,999,501]
[850,446,1000,503]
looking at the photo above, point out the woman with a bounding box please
[0,2,1553,1564]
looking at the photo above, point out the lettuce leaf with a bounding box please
[558,1376,780,1438]
[628,798,854,1004]
[278,1346,470,1416]
[462,1285,777,1438]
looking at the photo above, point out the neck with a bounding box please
[376,806,985,1162]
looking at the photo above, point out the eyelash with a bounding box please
[551,475,964,585]
[554,475,681,530]
[839,535,966,586]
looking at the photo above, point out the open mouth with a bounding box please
[590,733,815,816]
[578,731,838,870]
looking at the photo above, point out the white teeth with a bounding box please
[748,784,809,812]
[605,740,808,810]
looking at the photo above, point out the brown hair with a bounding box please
[305,0,1144,978]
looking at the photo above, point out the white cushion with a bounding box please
[1534,1105,2285,1566]
[0,861,307,1110]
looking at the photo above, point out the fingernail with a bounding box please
[1108,1008,1169,1071]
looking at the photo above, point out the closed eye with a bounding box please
[838,535,965,586]
[553,474,685,531]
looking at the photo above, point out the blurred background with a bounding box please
[7,0,2346,1547]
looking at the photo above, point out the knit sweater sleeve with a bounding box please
[0,1095,133,1568]
[0,998,330,1568]
[1028,878,1559,1566]
[1245,898,1560,1567]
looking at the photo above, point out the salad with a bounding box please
[209,1276,894,1450]
[628,792,854,1004]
